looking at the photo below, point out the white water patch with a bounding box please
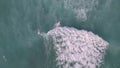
[37,30,48,38]
[47,27,108,68]
[64,0,98,21]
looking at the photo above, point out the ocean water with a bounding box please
[0,0,120,68]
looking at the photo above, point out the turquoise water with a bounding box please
[0,0,120,68]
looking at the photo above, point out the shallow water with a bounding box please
[0,0,120,68]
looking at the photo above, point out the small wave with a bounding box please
[47,27,108,68]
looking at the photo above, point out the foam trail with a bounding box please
[47,27,108,68]
[64,0,98,21]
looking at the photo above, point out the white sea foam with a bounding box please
[37,31,47,38]
[64,0,98,21]
[47,27,108,68]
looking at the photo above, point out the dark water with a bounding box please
[0,0,120,68]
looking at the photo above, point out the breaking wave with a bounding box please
[45,27,108,68]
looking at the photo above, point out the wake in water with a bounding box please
[39,26,108,68]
